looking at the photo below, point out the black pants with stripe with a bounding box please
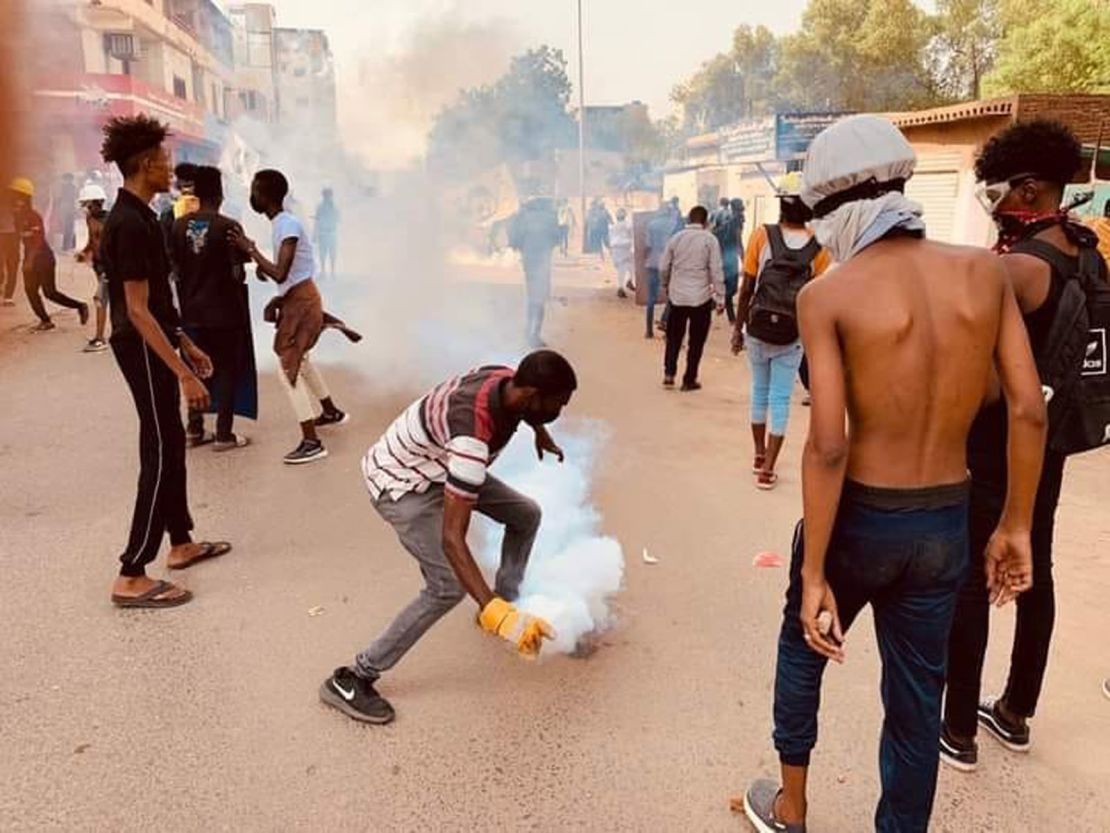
[112,337,193,577]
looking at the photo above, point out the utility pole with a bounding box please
[577,0,586,252]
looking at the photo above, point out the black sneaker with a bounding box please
[319,667,395,725]
[284,438,327,465]
[939,723,978,773]
[314,409,349,428]
[680,380,702,392]
[83,337,109,353]
[977,698,1030,752]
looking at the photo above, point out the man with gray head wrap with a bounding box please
[737,115,1047,833]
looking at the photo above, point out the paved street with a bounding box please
[2,256,1109,831]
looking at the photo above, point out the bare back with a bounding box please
[805,237,1006,487]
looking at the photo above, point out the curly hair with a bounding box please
[974,119,1082,187]
[100,115,169,177]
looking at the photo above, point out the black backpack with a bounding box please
[747,224,820,345]
[1010,234,1110,456]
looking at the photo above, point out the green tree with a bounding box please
[776,0,938,112]
[929,0,1001,100]
[984,0,1110,95]
[427,46,576,179]
[670,24,779,134]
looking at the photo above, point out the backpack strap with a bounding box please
[1009,238,1077,283]
[764,224,786,261]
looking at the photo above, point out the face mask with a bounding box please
[990,209,1064,253]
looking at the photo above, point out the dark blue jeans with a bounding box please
[774,481,969,833]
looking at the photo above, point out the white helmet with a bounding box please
[78,183,108,203]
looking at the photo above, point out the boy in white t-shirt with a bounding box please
[230,169,348,465]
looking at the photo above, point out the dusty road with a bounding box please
[1,255,1109,831]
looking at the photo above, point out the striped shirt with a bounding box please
[362,366,521,502]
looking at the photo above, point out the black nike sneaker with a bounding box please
[314,409,349,428]
[978,698,1031,752]
[939,723,978,773]
[283,438,327,464]
[319,666,395,725]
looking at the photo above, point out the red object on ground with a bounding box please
[752,551,784,568]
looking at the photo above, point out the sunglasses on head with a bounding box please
[975,172,1038,214]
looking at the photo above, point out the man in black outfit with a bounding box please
[99,115,231,609]
[941,120,1104,770]
[172,165,253,451]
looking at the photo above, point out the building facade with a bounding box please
[29,0,236,178]
[227,2,277,123]
[272,27,337,131]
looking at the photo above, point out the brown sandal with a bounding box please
[112,579,193,609]
[167,541,232,570]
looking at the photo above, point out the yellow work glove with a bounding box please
[478,597,556,658]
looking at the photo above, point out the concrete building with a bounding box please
[273,27,337,130]
[228,2,277,123]
[29,0,236,176]
[888,94,1110,246]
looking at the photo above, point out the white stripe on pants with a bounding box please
[279,353,331,422]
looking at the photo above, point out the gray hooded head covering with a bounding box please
[801,115,925,261]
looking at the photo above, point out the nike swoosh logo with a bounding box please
[333,681,355,702]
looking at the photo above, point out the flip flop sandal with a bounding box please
[213,435,251,452]
[168,541,232,570]
[752,455,766,474]
[112,579,193,609]
[188,431,216,448]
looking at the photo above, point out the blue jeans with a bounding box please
[645,267,660,336]
[774,481,969,833]
[748,337,803,435]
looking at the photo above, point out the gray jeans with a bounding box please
[355,477,541,680]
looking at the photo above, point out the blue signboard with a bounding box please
[776,112,847,160]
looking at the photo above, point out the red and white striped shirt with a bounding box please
[362,366,520,502]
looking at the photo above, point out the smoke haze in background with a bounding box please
[474,424,624,656]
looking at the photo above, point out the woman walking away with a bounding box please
[732,173,830,489]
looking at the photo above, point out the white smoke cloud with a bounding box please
[474,423,625,656]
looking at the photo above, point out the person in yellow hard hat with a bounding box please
[0,180,26,305]
[9,177,89,332]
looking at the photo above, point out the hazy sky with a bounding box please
[267,0,816,118]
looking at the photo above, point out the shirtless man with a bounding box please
[738,115,1046,833]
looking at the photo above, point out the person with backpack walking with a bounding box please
[941,120,1110,773]
[732,173,831,489]
[659,205,726,391]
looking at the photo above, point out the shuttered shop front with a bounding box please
[905,152,962,243]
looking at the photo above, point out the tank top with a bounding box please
[966,247,1071,483]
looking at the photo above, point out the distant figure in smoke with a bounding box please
[76,181,110,351]
[659,205,725,391]
[509,196,562,347]
[230,169,350,465]
[556,197,576,257]
[320,350,577,725]
[711,197,744,322]
[314,187,339,279]
[643,204,678,339]
[172,165,257,451]
[54,173,78,253]
[0,187,20,306]
[584,197,613,261]
[99,114,231,609]
[10,177,89,332]
[611,207,634,297]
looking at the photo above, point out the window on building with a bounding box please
[173,76,187,99]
